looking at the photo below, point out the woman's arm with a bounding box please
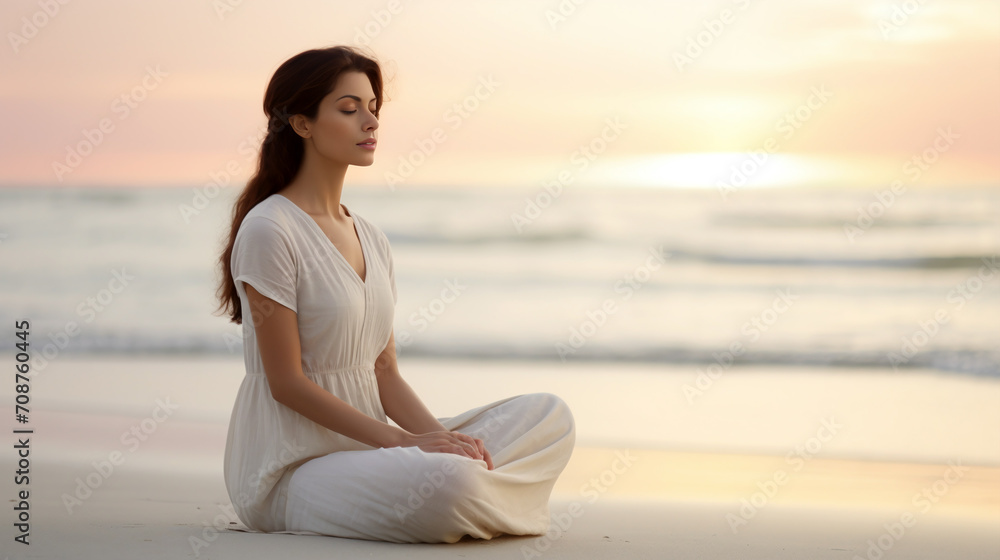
[246,283,489,467]
[375,331,493,470]
[373,329,449,434]
[245,282,408,448]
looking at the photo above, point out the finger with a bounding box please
[483,447,494,470]
[473,438,487,462]
[449,443,474,460]
[451,432,483,460]
[466,441,483,461]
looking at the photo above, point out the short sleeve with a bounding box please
[232,217,298,313]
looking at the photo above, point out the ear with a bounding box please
[289,114,312,138]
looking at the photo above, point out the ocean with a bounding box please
[1,184,997,376]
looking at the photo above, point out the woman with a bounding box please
[214,45,576,543]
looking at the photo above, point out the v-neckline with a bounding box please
[274,193,369,286]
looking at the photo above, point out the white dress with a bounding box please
[223,193,576,543]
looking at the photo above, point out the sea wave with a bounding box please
[8,333,996,378]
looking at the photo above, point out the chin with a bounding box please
[334,153,375,167]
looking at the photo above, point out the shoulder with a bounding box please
[233,201,300,265]
[237,196,296,242]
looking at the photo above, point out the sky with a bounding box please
[1,0,997,190]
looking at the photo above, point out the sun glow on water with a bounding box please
[578,152,859,189]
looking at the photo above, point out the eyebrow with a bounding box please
[335,95,377,102]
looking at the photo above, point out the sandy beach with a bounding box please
[2,355,998,559]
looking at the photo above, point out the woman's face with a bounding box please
[296,71,379,167]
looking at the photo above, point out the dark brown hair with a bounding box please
[214,45,386,325]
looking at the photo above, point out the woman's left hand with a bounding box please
[451,431,494,470]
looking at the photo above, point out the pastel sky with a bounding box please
[1,0,997,189]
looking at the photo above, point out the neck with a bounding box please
[281,144,350,219]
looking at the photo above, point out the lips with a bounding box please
[357,138,377,146]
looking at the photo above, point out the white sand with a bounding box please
[1,355,997,558]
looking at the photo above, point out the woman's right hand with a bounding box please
[399,430,493,469]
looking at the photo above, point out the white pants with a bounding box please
[281,392,576,543]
